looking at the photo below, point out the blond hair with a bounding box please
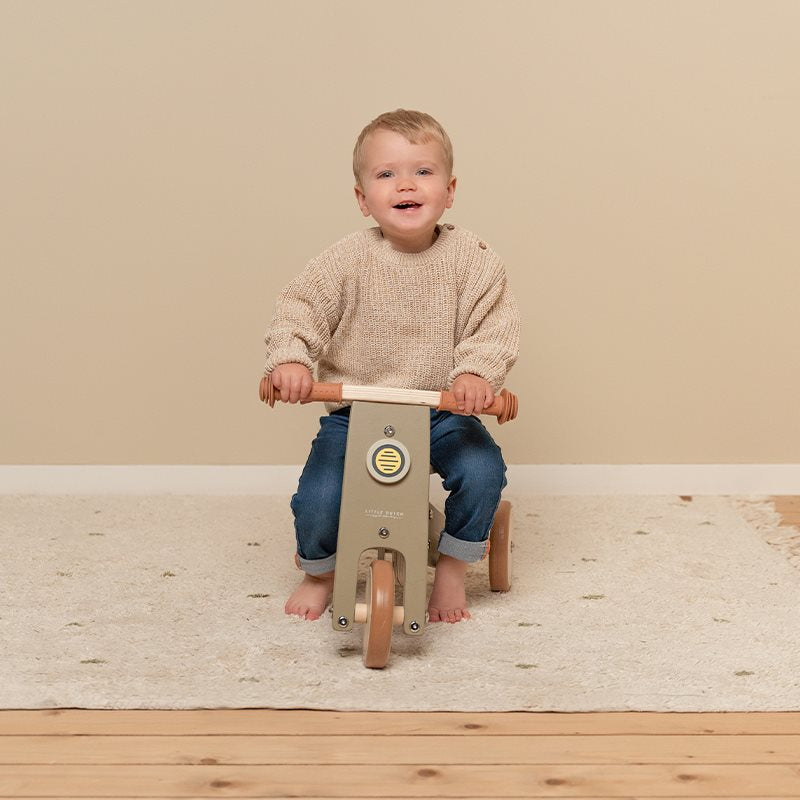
[353,109,453,186]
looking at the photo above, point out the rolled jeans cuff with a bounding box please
[437,531,488,563]
[298,553,337,575]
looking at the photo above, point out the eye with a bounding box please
[377,171,393,179]
[417,168,432,176]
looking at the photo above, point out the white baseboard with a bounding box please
[1,464,798,495]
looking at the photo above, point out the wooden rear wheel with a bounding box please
[363,559,394,669]
[488,500,512,592]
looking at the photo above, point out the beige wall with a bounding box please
[2,0,798,465]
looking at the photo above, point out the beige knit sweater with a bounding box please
[263,223,519,400]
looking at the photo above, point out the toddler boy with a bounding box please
[264,109,519,623]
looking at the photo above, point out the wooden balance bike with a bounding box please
[260,376,518,669]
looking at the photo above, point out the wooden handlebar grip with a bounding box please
[306,382,344,404]
[259,376,273,405]
[259,375,343,407]
[437,388,518,424]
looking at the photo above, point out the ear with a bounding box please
[354,184,371,218]
[445,175,457,209]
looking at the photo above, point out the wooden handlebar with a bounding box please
[259,375,518,424]
[434,387,518,424]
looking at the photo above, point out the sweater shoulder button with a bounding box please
[478,241,487,249]
[445,224,455,230]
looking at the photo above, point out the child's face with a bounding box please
[354,129,456,253]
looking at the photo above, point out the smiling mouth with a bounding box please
[393,202,421,209]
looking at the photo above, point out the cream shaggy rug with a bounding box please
[1,494,798,711]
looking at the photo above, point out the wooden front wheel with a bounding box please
[363,559,394,669]
[488,500,512,592]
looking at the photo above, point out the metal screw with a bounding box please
[410,620,420,632]
[337,616,348,627]
[384,425,395,437]
[378,527,390,539]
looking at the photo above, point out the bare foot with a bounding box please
[427,554,471,623]
[284,571,334,620]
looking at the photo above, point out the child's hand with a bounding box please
[270,363,313,404]
[451,374,495,416]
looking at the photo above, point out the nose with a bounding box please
[396,174,416,190]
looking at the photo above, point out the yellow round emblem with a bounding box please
[366,438,412,483]
[374,446,403,475]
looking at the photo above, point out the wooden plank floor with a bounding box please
[1,496,798,799]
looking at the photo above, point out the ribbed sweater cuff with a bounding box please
[448,361,507,392]
[264,347,314,375]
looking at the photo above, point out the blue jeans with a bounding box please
[290,407,508,575]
